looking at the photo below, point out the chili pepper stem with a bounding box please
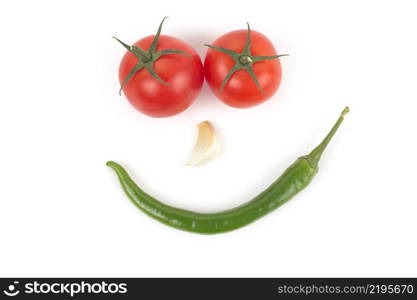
[307,107,349,166]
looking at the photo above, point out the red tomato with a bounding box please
[119,35,204,117]
[204,28,283,108]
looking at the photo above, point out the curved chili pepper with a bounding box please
[107,107,349,234]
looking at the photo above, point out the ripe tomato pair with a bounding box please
[116,18,286,117]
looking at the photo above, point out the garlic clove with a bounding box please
[187,121,220,167]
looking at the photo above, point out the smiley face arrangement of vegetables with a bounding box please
[204,23,287,108]
[114,17,204,117]
[110,19,349,234]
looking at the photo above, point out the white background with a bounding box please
[0,0,416,277]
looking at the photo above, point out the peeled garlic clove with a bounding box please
[187,121,220,167]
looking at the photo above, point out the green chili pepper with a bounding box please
[107,107,349,234]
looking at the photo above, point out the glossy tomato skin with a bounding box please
[204,30,282,108]
[119,35,204,117]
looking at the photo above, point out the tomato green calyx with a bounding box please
[114,17,191,95]
[205,23,288,93]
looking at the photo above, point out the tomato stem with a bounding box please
[239,55,252,65]
[114,17,191,95]
[205,23,288,93]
